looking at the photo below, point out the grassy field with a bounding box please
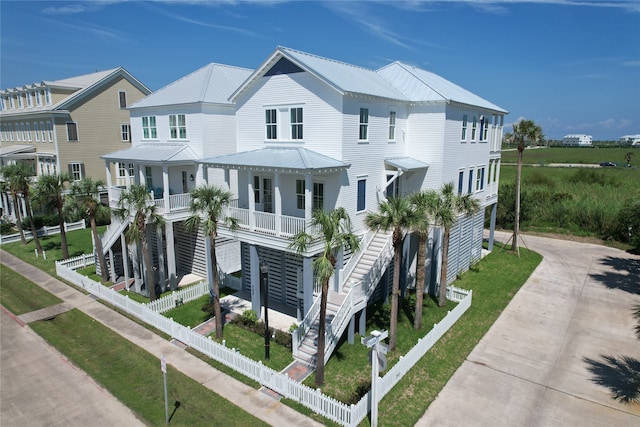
[0,264,62,314]
[500,146,638,165]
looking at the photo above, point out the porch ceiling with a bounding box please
[199,147,350,174]
[101,143,198,164]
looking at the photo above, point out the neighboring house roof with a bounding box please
[101,144,199,163]
[0,145,35,157]
[0,68,151,117]
[200,147,350,173]
[129,63,254,109]
[231,46,506,113]
[384,157,429,171]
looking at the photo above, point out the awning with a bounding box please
[102,143,199,164]
[384,157,429,172]
[200,147,350,174]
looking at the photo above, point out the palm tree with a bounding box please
[32,173,72,259]
[1,163,42,253]
[365,196,419,351]
[184,184,237,339]
[289,207,360,386]
[511,119,543,254]
[69,178,110,282]
[114,184,164,301]
[409,190,439,330]
[431,183,480,307]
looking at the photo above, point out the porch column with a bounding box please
[249,244,261,315]
[248,171,255,230]
[488,202,497,251]
[123,162,131,189]
[165,221,177,291]
[133,164,141,186]
[202,164,209,184]
[274,172,281,235]
[108,248,116,282]
[156,227,167,292]
[358,307,367,336]
[120,231,131,290]
[139,166,146,186]
[303,256,314,317]
[196,163,204,186]
[104,160,113,203]
[162,165,170,213]
[348,314,355,345]
[304,173,312,225]
[333,247,344,292]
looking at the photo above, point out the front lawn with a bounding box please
[0,264,62,314]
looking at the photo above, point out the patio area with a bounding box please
[221,290,298,332]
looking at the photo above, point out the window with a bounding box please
[357,179,366,212]
[181,171,188,193]
[458,171,464,195]
[388,111,396,140]
[169,114,186,139]
[40,122,46,141]
[290,107,303,140]
[69,162,84,181]
[476,167,485,191]
[118,163,126,177]
[253,175,260,203]
[9,95,14,109]
[21,123,27,140]
[9,124,14,141]
[296,180,305,210]
[263,178,273,213]
[468,169,474,194]
[118,163,134,178]
[26,92,33,108]
[145,166,153,188]
[121,124,130,142]
[25,123,32,141]
[482,117,489,141]
[461,115,468,141]
[118,91,127,108]
[46,121,53,141]
[265,109,277,140]
[359,108,369,140]
[66,122,78,141]
[142,116,157,139]
[16,94,23,108]
[35,90,42,106]
[313,182,324,211]
[45,89,52,105]
[33,123,39,142]
[471,116,477,141]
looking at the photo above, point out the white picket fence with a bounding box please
[0,220,86,244]
[55,255,472,427]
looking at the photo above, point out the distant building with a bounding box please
[562,134,593,147]
[619,134,640,146]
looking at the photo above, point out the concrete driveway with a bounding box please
[416,231,640,426]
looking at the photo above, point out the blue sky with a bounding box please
[1,0,638,140]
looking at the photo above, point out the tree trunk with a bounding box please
[389,243,402,351]
[91,216,109,282]
[414,232,427,329]
[58,212,69,259]
[211,234,223,340]
[315,277,329,386]
[140,217,156,301]
[12,193,26,244]
[512,147,523,254]
[25,196,43,255]
[438,227,451,307]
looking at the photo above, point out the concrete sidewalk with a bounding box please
[416,232,640,426]
[0,249,322,427]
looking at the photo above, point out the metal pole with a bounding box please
[260,261,270,361]
[371,346,379,427]
[163,371,169,424]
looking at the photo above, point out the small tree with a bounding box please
[409,190,439,329]
[69,178,111,282]
[1,163,42,254]
[365,196,419,351]
[184,184,237,339]
[114,184,164,301]
[32,173,73,259]
[511,119,543,254]
[289,207,360,386]
[624,152,633,168]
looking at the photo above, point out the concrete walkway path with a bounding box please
[416,231,640,426]
[0,249,322,427]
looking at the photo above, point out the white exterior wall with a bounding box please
[405,104,446,190]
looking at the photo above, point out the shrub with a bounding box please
[528,170,556,188]
[613,200,640,251]
[0,221,14,235]
[21,215,44,230]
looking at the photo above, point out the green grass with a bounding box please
[500,146,638,165]
[0,265,62,314]
[29,309,270,427]
[162,287,237,327]
[1,226,105,276]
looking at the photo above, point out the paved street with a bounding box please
[0,308,146,427]
[417,232,640,426]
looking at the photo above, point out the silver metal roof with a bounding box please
[101,144,199,163]
[377,62,507,113]
[385,157,429,171]
[0,145,35,157]
[130,63,253,109]
[200,147,350,173]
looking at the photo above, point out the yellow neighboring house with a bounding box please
[0,68,150,183]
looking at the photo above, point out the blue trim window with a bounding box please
[357,179,366,212]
